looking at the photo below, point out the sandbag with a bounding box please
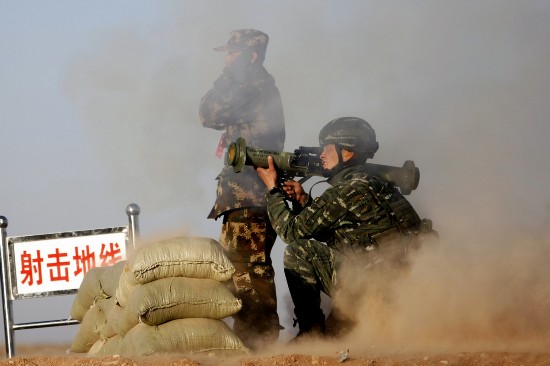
[129,237,235,283]
[70,304,106,353]
[105,302,139,338]
[71,267,108,321]
[120,318,248,356]
[128,277,242,326]
[115,262,139,307]
[87,335,122,356]
[96,297,117,340]
[87,339,104,355]
[99,260,127,297]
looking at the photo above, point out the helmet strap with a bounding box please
[335,144,344,164]
[324,144,345,179]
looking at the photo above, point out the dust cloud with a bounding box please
[256,228,550,358]
[63,0,550,353]
[337,233,550,355]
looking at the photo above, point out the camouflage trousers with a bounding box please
[284,239,349,335]
[283,237,412,297]
[219,208,281,348]
[283,239,339,297]
[284,237,414,337]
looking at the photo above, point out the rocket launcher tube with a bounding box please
[225,137,420,195]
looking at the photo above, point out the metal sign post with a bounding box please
[0,215,14,358]
[126,203,140,250]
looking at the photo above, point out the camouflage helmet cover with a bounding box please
[214,29,269,55]
[319,117,379,158]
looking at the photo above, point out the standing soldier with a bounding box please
[199,29,285,348]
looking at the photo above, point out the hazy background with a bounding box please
[2,0,550,353]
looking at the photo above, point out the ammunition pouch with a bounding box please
[367,218,439,261]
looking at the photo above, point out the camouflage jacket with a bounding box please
[265,164,421,254]
[200,65,285,219]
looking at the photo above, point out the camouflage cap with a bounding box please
[214,29,269,54]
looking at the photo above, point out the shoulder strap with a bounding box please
[367,176,421,235]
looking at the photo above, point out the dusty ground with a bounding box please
[1,344,550,366]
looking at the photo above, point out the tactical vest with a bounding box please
[366,176,422,238]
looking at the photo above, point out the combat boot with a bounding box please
[325,309,355,338]
[285,268,326,342]
[291,308,326,341]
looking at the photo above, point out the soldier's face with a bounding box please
[320,144,339,170]
[224,51,241,67]
[321,144,354,170]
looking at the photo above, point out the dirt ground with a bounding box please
[2,344,550,366]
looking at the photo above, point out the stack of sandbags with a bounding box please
[69,237,248,356]
[69,261,126,354]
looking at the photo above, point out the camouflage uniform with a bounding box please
[199,29,285,347]
[265,163,422,335]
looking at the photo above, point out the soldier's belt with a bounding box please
[223,207,268,223]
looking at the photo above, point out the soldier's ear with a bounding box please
[250,51,258,63]
[342,149,354,162]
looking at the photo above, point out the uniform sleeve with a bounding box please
[199,71,261,130]
[266,185,350,244]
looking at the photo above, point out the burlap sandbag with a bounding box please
[71,266,108,321]
[128,277,242,326]
[104,297,139,337]
[115,262,139,307]
[96,297,115,339]
[120,318,248,356]
[70,304,106,353]
[87,339,104,355]
[87,335,122,356]
[99,260,127,297]
[129,237,234,283]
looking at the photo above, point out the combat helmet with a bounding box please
[319,117,379,159]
